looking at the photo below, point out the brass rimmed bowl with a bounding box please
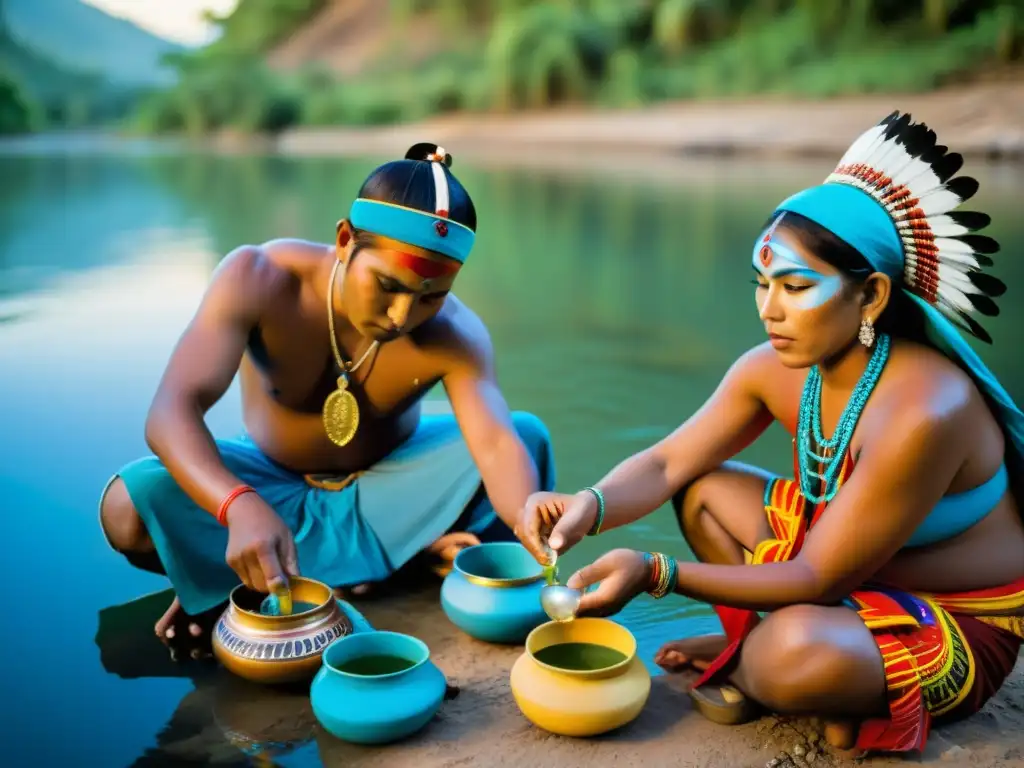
[212,576,353,684]
[440,542,547,644]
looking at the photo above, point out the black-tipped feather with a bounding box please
[902,124,935,156]
[955,234,1000,255]
[944,306,994,344]
[932,152,963,183]
[969,272,1007,297]
[968,294,999,317]
[947,211,991,231]
[946,176,979,202]
[886,113,912,140]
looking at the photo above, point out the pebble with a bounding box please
[792,743,806,756]
[941,745,969,761]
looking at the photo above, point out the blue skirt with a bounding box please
[103,411,554,615]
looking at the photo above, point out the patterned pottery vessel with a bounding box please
[440,542,548,644]
[311,631,447,745]
[212,576,353,684]
[510,618,651,736]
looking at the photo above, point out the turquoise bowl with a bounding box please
[440,541,547,644]
[310,631,446,745]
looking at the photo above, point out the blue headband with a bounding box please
[349,198,475,264]
[774,183,905,281]
[766,179,1024,486]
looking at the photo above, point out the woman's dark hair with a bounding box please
[765,210,928,343]
[356,142,477,233]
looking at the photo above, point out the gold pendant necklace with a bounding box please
[322,259,379,447]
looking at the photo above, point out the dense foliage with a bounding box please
[111,0,1024,135]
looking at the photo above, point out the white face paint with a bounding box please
[752,237,844,311]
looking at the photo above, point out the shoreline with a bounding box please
[270,81,1024,163]
[2,82,1022,169]
[133,584,1024,768]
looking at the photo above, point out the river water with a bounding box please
[1,144,1021,765]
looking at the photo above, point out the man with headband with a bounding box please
[99,143,555,658]
[517,113,1024,756]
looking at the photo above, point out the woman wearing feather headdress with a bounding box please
[515,112,1024,754]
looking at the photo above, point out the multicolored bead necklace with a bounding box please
[797,332,891,504]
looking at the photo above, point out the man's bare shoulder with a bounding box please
[212,239,328,305]
[413,295,493,372]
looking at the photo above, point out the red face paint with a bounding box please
[392,251,460,279]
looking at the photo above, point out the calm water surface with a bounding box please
[1,147,1021,766]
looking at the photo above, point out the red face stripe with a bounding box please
[392,251,460,279]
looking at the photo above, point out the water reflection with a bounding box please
[1,148,1022,765]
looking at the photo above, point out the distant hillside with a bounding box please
[130,0,1024,137]
[0,3,95,105]
[266,0,447,77]
[3,0,184,86]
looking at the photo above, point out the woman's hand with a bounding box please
[516,490,599,564]
[566,549,652,617]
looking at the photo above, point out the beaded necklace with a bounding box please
[797,333,891,504]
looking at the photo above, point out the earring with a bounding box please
[858,317,875,348]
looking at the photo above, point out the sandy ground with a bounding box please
[122,583,1024,768]
[266,81,1024,166]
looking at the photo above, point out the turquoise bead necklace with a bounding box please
[797,332,891,504]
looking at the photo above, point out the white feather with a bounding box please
[835,124,888,169]
[894,213,969,237]
[908,249,981,271]
[925,215,972,237]
[917,187,966,216]
[937,284,976,314]
[937,263,979,295]
[934,236,981,258]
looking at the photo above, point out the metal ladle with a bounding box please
[539,547,582,623]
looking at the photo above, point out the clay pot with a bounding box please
[311,631,447,745]
[212,576,353,684]
[509,617,651,736]
[440,542,548,643]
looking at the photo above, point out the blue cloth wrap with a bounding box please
[775,182,1024,504]
[349,198,475,264]
[109,411,554,616]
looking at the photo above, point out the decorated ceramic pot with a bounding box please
[510,617,651,737]
[212,576,354,684]
[311,630,447,745]
[440,541,548,644]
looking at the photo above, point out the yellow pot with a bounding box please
[212,576,354,684]
[509,618,651,737]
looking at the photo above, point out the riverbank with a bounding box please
[2,80,1021,170]
[267,80,1024,165]
[115,584,1024,768]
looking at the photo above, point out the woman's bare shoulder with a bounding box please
[881,340,976,415]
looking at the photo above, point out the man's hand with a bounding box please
[224,493,300,593]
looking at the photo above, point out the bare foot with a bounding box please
[654,633,729,673]
[824,719,859,751]
[337,531,482,598]
[426,531,480,578]
[155,596,219,662]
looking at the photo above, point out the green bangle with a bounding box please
[583,486,605,536]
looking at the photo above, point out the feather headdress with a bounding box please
[823,110,1005,343]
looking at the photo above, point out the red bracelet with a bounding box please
[216,485,256,526]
